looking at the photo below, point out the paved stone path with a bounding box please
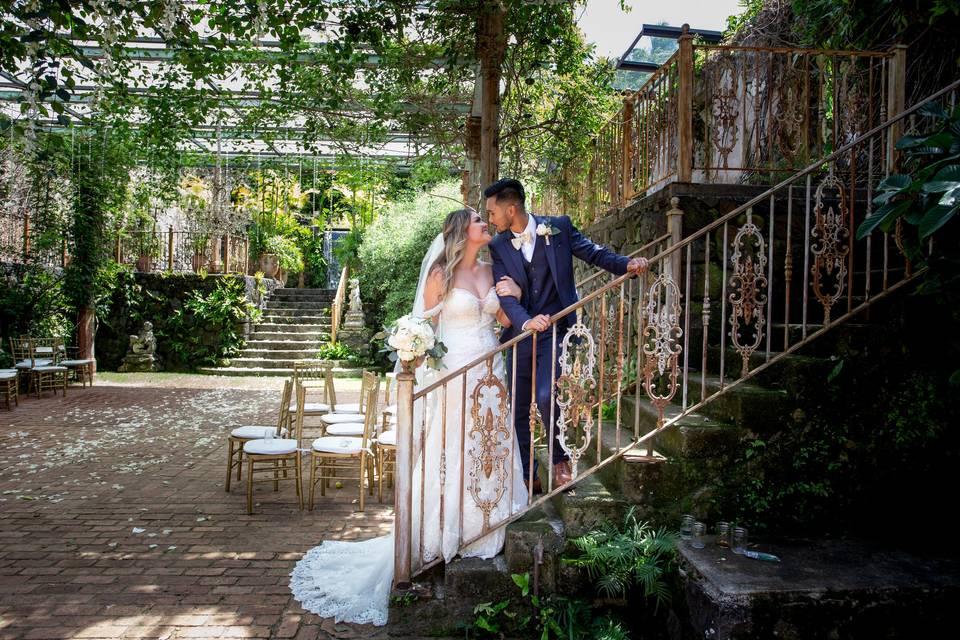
[0,376,394,640]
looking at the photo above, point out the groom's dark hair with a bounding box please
[483,178,525,210]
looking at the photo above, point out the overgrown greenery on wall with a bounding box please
[355,181,457,332]
[712,291,958,548]
[97,269,260,371]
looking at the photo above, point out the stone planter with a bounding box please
[136,254,153,272]
[259,253,279,278]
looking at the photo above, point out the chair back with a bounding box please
[293,360,328,381]
[360,376,380,450]
[33,337,64,364]
[276,379,293,434]
[9,337,31,364]
[292,381,308,444]
[384,372,395,405]
[324,365,337,409]
[358,370,380,414]
[295,361,332,407]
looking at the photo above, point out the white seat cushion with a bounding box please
[32,365,68,372]
[0,370,17,381]
[231,425,280,439]
[320,412,363,425]
[377,430,396,446]
[325,423,365,437]
[59,359,94,367]
[289,402,331,413]
[16,359,52,368]
[333,402,362,413]
[243,438,298,455]
[311,436,363,455]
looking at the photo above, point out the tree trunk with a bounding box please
[77,306,96,373]
[476,2,507,194]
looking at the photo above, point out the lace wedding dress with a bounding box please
[290,286,528,626]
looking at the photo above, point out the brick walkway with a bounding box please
[0,377,394,640]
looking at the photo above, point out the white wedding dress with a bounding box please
[290,286,528,626]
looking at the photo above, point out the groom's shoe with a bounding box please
[553,460,572,488]
[527,477,542,495]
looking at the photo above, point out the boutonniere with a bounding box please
[535,222,561,245]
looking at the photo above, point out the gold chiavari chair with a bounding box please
[0,368,17,410]
[291,361,331,418]
[318,370,379,430]
[381,371,397,433]
[225,379,291,491]
[307,381,378,512]
[14,337,68,398]
[242,382,304,514]
[59,345,95,388]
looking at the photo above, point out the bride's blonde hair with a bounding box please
[430,208,474,299]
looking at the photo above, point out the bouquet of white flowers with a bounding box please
[374,314,447,371]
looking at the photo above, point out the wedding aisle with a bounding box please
[0,376,393,640]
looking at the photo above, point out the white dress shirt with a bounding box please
[512,214,538,263]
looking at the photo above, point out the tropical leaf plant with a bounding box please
[857,101,960,249]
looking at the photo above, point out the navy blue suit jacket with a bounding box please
[490,214,630,343]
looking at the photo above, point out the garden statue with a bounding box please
[345,278,365,328]
[119,321,160,372]
[340,279,369,356]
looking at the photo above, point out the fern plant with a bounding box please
[564,507,678,607]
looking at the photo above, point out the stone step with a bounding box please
[253,322,330,339]
[504,501,583,596]
[226,357,335,369]
[270,288,334,299]
[263,300,332,310]
[703,346,831,395]
[244,339,326,350]
[199,366,363,378]
[238,348,321,360]
[257,316,331,326]
[534,448,627,539]
[259,307,330,318]
[442,555,515,602]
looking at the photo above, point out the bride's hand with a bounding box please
[495,275,522,300]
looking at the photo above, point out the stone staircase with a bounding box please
[387,308,905,636]
[201,287,358,377]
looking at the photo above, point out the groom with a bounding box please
[486,178,648,492]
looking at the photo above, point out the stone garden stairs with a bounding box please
[201,287,358,377]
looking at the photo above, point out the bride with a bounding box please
[290,208,529,626]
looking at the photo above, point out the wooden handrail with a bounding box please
[330,265,349,343]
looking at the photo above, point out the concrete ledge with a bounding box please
[679,536,960,639]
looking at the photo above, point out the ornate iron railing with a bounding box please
[537,32,904,228]
[392,78,959,588]
[117,228,249,274]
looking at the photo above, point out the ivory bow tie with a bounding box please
[511,231,532,251]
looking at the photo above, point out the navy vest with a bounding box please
[523,237,565,319]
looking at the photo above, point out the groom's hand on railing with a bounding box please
[626,256,649,275]
[522,314,551,332]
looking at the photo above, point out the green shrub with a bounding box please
[264,234,304,273]
[0,265,74,346]
[356,180,458,331]
[315,341,360,363]
[164,275,259,368]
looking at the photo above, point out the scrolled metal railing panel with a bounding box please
[394,79,960,587]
